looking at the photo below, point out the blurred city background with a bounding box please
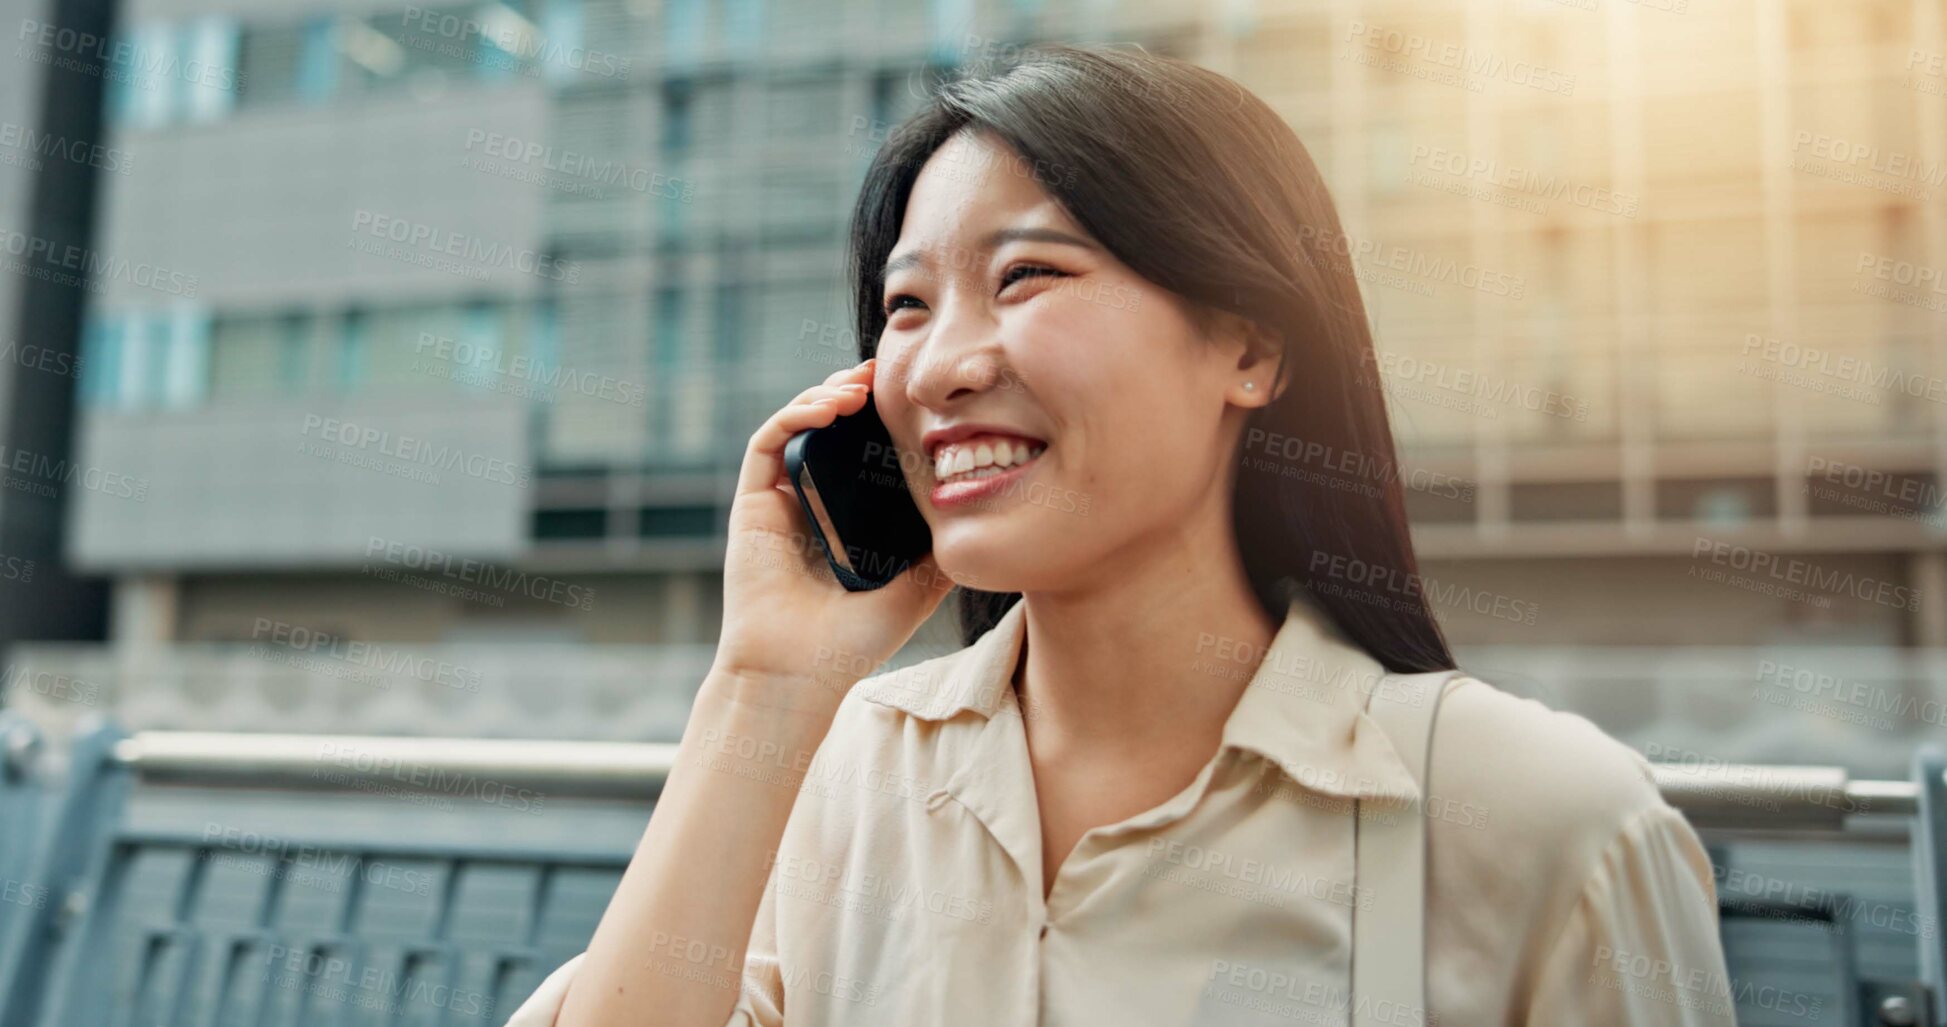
[0,0,1945,1024]
[3,0,1942,769]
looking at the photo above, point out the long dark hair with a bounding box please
[847,44,1454,674]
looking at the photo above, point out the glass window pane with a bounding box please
[338,309,368,390]
[162,305,210,407]
[180,17,239,122]
[210,314,283,400]
[80,311,125,408]
[278,313,309,390]
[237,22,306,109]
[116,24,177,129]
[295,17,341,102]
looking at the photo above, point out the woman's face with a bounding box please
[874,128,1267,594]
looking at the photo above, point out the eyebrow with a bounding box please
[880,227,1100,283]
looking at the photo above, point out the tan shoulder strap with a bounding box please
[1351,668,1465,1027]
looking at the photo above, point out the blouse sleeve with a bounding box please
[502,866,787,1027]
[1522,802,1736,1026]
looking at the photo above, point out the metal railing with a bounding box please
[2,718,1943,1026]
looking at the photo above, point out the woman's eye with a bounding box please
[1000,264,1064,290]
[883,294,924,316]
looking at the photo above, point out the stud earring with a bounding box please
[1243,381,1257,392]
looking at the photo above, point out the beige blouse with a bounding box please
[508,594,1735,1026]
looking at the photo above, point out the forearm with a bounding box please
[555,668,844,1026]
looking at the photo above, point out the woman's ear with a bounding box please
[1225,316,1285,406]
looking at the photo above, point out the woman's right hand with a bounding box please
[714,358,959,705]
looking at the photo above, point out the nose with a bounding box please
[899,297,1006,412]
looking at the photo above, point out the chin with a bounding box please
[929,527,1055,594]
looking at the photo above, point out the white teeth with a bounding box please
[932,436,1048,484]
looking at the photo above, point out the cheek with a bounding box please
[1014,298,1213,467]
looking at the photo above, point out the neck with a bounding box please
[1013,507,1281,759]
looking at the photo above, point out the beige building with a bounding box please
[8,0,1943,775]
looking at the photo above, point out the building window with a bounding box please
[929,0,975,63]
[161,305,211,408]
[459,300,502,393]
[295,17,341,103]
[238,24,297,108]
[665,0,705,67]
[723,0,762,58]
[79,312,124,408]
[337,309,369,391]
[180,18,240,123]
[110,24,178,129]
[471,0,544,81]
[640,505,716,537]
[540,0,586,82]
[278,313,309,391]
[530,297,561,375]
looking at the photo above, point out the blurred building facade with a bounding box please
[7,0,1946,773]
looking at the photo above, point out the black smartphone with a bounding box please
[783,402,933,592]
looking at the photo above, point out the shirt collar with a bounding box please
[853,592,1422,804]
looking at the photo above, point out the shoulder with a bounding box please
[1429,672,1668,852]
[1423,673,1710,942]
[1421,676,1729,1022]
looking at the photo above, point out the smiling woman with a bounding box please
[510,43,1734,1027]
